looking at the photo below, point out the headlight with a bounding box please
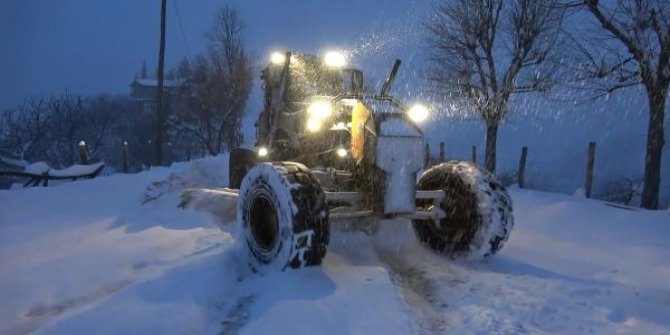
[324,51,346,68]
[408,104,429,123]
[308,101,332,119]
[270,52,286,65]
[257,147,268,157]
[336,147,348,158]
[306,118,322,132]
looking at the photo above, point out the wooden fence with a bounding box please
[428,141,599,198]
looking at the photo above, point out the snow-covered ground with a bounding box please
[1,155,669,335]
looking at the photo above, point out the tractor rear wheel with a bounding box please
[229,148,256,189]
[236,162,329,272]
[412,161,513,260]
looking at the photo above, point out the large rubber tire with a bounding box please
[412,161,513,260]
[229,148,256,189]
[236,162,329,272]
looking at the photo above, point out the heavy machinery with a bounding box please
[229,51,513,272]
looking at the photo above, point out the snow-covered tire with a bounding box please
[236,162,329,272]
[412,161,513,260]
[229,148,256,189]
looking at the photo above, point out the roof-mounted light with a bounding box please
[270,52,286,65]
[324,51,346,68]
[408,104,429,123]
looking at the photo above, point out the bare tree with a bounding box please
[0,93,131,169]
[427,0,566,172]
[568,0,669,209]
[44,93,87,167]
[0,98,48,162]
[170,6,253,156]
[80,95,119,160]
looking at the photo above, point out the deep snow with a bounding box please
[1,155,669,335]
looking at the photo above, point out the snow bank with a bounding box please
[141,155,228,204]
[573,187,586,198]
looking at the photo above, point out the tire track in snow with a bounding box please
[375,246,449,334]
[4,280,132,335]
[3,234,228,335]
[219,294,255,335]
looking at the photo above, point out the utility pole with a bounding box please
[154,0,167,166]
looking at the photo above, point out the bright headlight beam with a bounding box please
[258,147,268,157]
[336,148,348,158]
[270,52,286,65]
[324,51,346,68]
[408,104,429,123]
[308,101,332,119]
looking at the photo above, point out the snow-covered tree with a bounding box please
[427,0,566,172]
[0,93,147,171]
[569,0,670,209]
[0,98,48,162]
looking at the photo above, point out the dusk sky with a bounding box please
[0,0,430,109]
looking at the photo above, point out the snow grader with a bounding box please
[229,51,513,272]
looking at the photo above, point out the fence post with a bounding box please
[424,143,430,167]
[167,141,172,165]
[145,140,152,169]
[472,145,477,163]
[518,146,528,188]
[585,142,596,198]
[122,141,129,173]
[439,142,445,162]
[78,141,89,165]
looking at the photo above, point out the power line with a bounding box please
[171,0,191,58]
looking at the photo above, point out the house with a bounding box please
[129,78,181,102]
[129,78,182,114]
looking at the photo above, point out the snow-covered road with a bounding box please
[1,156,668,335]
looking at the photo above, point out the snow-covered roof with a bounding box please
[21,161,105,177]
[48,162,105,177]
[24,161,50,174]
[0,156,29,168]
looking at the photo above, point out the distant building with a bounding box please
[129,78,181,102]
[129,77,182,114]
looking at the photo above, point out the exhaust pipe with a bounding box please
[380,59,401,97]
